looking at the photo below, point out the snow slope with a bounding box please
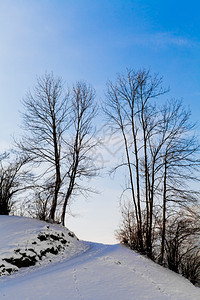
[0,215,88,276]
[0,216,200,300]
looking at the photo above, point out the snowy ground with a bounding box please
[1,216,200,299]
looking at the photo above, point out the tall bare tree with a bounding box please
[18,73,70,222]
[106,68,200,259]
[18,74,98,224]
[157,100,200,263]
[105,69,167,255]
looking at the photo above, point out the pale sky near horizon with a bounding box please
[1,0,200,243]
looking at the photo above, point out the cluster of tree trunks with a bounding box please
[105,69,200,260]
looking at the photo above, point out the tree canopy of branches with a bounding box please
[105,68,200,259]
[60,82,98,225]
[17,73,98,225]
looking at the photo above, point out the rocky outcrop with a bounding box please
[0,226,76,276]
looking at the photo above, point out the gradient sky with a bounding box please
[1,0,200,243]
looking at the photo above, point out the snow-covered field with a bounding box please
[0,216,200,299]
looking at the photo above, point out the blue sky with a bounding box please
[1,0,200,243]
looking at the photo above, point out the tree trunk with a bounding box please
[160,156,167,264]
[131,116,143,252]
[121,124,144,252]
[49,119,61,222]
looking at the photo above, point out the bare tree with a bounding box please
[105,69,167,255]
[0,153,31,215]
[18,74,98,224]
[18,73,70,222]
[106,68,200,260]
[164,210,200,275]
[157,100,200,263]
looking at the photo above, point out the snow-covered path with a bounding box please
[1,241,200,300]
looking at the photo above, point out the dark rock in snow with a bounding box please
[0,226,73,276]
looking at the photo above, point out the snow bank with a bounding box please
[0,216,88,276]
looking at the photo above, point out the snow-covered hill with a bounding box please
[0,215,88,277]
[0,216,200,299]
